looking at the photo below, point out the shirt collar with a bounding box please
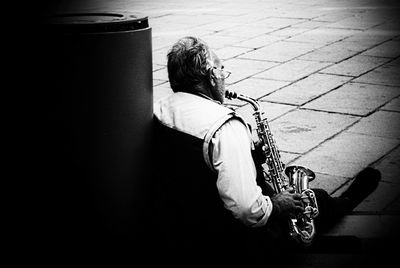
[195,92,222,105]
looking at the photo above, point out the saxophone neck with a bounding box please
[225,90,261,112]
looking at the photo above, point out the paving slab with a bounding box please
[347,110,400,140]
[223,58,278,84]
[386,197,400,211]
[291,20,330,30]
[355,181,400,212]
[373,20,400,34]
[151,22,191,33]
[303,82,400,116]
[217,24,276,39]
[254,60,331,82]
[194,20,242,32]
[372,146,400,185]
[152,29,213,51]
[235,101,295,130]
[276,6,329,20]
[331,142,400,212]
[298,42,360,63]
[227,78,290,100]
[319,55,390,77]
[215,46,253,61]
[228,11,275,24]
[325,13,386,30]
[152,67,168,82]
[269,27,313,38]
[153,63,165,73]
[353,58,400,86]
[285,28,361,45]
[381,96,400,112]
[361,40,400,58]
[309,172,349,195]
[293,132,399,178]
[269,109,359,154]
[254,17,307,29]
[263,73,352,105]
[234,35,285,49]
[279,151,300,165]
[341,28,399,50]
[152,48,169,66]
[314,10,356,23]
[200,34,248,49]
[239,41,323,63]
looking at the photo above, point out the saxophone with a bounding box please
[225,90,319,245]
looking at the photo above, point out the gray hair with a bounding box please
[167,36,212,92]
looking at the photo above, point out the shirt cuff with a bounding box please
[250,195,273,228]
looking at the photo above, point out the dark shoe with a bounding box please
[340,167,381,210]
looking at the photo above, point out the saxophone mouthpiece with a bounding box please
[225,90,237,100]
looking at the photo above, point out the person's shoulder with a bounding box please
[220,116,249,132]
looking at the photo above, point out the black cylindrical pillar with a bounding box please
[38,12,153,248]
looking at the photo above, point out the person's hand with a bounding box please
[270,187,304,220]
[252,139,267,165]
[252,140,285,169]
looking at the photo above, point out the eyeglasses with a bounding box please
[212,66,231,79]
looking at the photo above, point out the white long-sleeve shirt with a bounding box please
[154,92,273,227]
[211,118,273,227]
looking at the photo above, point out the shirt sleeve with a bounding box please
[211,118,273,227]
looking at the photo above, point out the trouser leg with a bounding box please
[312,188,352,232]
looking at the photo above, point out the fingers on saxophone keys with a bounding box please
[293,198,304,210]
[295,205,305,213]
[294,199,304,207]
[293,193,302,200]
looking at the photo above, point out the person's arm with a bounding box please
[211,118,272,227]
[211,118,305,227]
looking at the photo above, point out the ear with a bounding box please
[209,68,216,87]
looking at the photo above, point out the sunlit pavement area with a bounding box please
[50,0,400,265]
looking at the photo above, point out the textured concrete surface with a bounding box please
[49,0,400,264]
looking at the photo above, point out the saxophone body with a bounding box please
[225,90,319,245]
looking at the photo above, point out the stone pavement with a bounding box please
[54,0,400,265]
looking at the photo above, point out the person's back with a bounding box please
[152,92,253,260]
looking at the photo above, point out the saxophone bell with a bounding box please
[285,165,315,192]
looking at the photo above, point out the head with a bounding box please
[167,36,227,103]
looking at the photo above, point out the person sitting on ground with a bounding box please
[152,36,381,264]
